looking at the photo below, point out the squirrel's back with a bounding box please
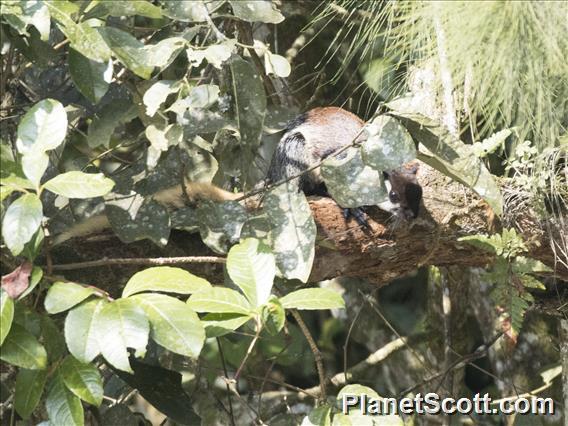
[267,107,364,194]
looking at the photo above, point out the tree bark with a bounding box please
[50,163,567,293]
[308,163,566,284]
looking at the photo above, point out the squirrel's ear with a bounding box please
[382,171,390,180]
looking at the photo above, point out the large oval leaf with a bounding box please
[226,238,276,307]
[187,287,252,315]
[21,150,49,187]
[0,323,47,369]
[43,171,114,198]
[16,99,67,154]
[69,49,112,104]
[122,266,211,298]
[280,288,345,310]
[15,368,48,419]
[65,299,106,363]
[44,282,97,314]
[201,313,251,338]
[133,293,205,358]
[361,115,416,171]
[98,27,154,79]
[321,147,388,208]
[263,183,316,283]
[2,193,43,256]
[46,374,84,426]
[0,289,14,345]
[96,299,149,372]
[60,355,103,406]
[229,0,284,23]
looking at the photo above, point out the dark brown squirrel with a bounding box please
[53,107,422,244]
[266,107,422,221]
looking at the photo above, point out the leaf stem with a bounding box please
[234,318,262,381]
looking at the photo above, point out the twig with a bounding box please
[398,332,504,397]
[50,256,226,270]
[289,309,327,401]
[217,338,236,426]
[234,319,262,381]
[306,336,409,397]
[343,302,364,384]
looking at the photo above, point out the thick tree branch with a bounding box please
[51,164,566,291]
[308,163,566,284]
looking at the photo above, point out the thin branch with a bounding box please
[343,302,364,384]
[50,256,226,270]
[289,309,327,401]
[398,332,504,397]
[304,336,412,397]
[234,319,262,381]
[217,338,236,426]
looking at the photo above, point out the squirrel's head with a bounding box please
[378,164,422,220]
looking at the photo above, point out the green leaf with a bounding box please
[3,1,51,40]
[230,57,266,179]
[471,129,511,158]
[96,299,149,372]
[0,323,47,369]
[65,299,106,363]
[142,37,187,68]
[60,355,103,406]
[16,99,68,154]
[43,171,115,198]
[17,266,42,300]
[87,97,137,148]
[513,256,552,274]
[226,238,276,307]
[458,234,497,254]
[302,405,332,426]
[143,80,181,116]
[123,266,211,298]
[44,282,97,314]
[201,313,251,338]
[46,0,111,62]
[187,40,236,69]
[41,315,66,362]
[196,200,248,253]
[337,384,380,400]
[15,368,48,419]
[321,146,389,208]
[229,1,285,23]
[162,0,209,21]
[21,148,49,187]
[133,293,205,358]
[0,289,14,345]
[168,84,220,112]
[261,297,285,335]
[280,288,345,310]
[264,52,291,77]
[69,49,112,104]
[187,287,252,315]
[145,123,183,168]
[106,198,171,246]
[2,193,43,256]
[90,0,163,19]
[46,374,84,426]
[361,115,416,171]
[99,27,154,79]
[519,275,546,290]
[263,183,316,282]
